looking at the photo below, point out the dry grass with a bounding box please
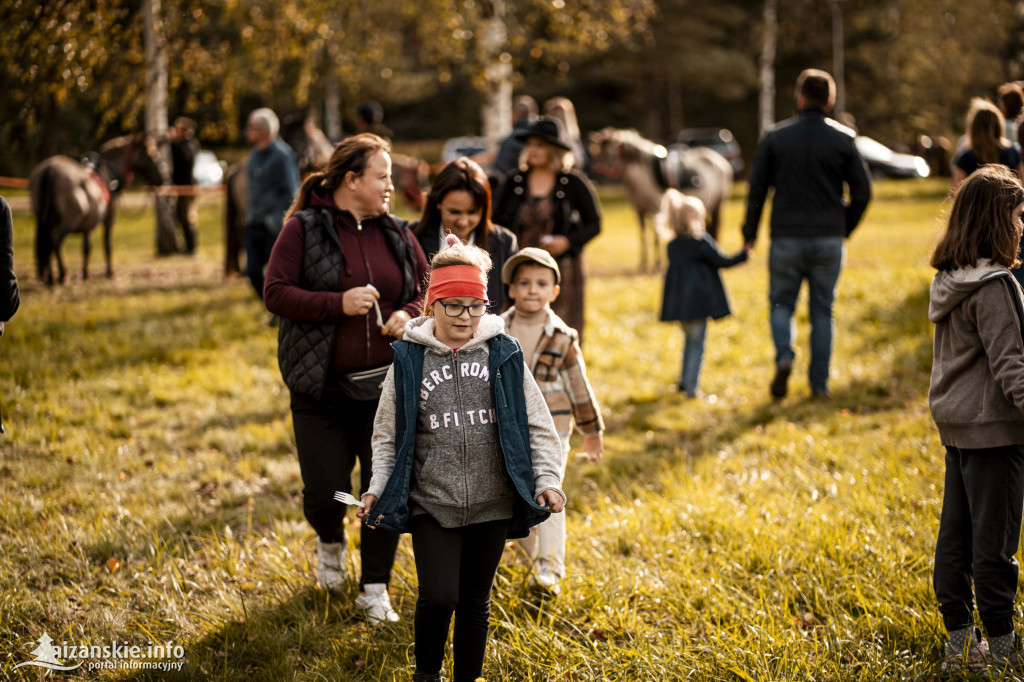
[0,179,991,681]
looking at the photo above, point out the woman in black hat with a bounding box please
[492,117,602,343]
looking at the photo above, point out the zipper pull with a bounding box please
[496,369,501,379]
[357,218,363,232]
[374,514,384,525]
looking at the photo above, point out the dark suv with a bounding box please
[675,128,744,177]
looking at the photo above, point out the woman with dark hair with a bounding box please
[952,98,1024,191]
[492,117,602,342]
[412,157,518,311]
[263,133,429,623]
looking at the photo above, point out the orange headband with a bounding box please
[426,265,488,308]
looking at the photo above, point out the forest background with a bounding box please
[3,0,1024,176]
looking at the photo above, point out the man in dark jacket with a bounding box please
[742,69,872,399]
[245,108,300,301]
[169,117,200,254]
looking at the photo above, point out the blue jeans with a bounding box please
[679,319,707,396]
[768,237,844,393]
[245,220,278,301]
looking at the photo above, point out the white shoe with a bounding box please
[316,540,349,592]
[355,583,400,624]
[530,569,563,596]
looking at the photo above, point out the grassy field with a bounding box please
[0,178,992,681]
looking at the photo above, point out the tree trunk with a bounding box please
[759,0,778,138]
[324,77,342,142]
[144,0,178,256]
[478,0,512,155]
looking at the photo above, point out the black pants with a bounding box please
[410,515,510,681]
[292,387,400,587]
[934,444,1024,637]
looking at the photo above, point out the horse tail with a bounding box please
[32,164,57,281]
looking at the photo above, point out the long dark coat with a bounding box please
[660,234,746,322]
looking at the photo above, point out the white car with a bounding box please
[192,149,226,186]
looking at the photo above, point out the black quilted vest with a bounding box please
[277,208,419,399]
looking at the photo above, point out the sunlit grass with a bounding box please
[0,178,985,680]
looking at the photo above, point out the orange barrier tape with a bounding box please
[0,177,30,189]
[150,184,226,197]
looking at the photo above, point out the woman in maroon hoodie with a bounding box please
[264,133,428,623]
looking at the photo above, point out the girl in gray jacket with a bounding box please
[359,236,564,682]
[929,165,1024,674]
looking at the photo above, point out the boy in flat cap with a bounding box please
[500,247,604,595]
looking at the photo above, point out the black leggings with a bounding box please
[291,386,400,587]
[411,514,510,681]
[934,444,1024,637]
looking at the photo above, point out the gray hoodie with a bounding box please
[368,314,565,528]
[929,259,1024,448]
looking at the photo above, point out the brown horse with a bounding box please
[589,127,733,270]
[29,134,163,284]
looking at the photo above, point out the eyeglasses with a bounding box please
[439,301,488,317]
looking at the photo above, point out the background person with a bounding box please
[997,82,1024,144]
[951,98,1023,192]
[492,117,602,343]
[543,96,588,173]
[263,133,428,624]
[494,95,539,179]
[168,116,199,254]
[0,197,20,333]
[659,191,748,398]
[742,68,872,400]
[245,108,300,301]
[412,158,518,312]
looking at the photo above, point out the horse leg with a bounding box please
[638,209,648,272]
[103,203,116,278]
[54,234,67,285]
[82,231,91,280]
[707,201,721,242]
[653,216,661,270]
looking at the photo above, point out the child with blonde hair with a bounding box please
[659,189,748,397]
[359,235,565,682]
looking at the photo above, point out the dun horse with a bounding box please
[29,134,163,285]
[590,127,733,270]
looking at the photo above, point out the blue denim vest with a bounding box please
[365,334,549,538]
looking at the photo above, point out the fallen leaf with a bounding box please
[106,557,122,571]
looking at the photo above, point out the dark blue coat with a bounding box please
[660,235,747,322]
[365,333,550,539]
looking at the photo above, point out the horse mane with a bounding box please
[599,128,665,163]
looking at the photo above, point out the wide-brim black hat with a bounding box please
[514,117,572,151]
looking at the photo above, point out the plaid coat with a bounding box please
[501,308,604,452]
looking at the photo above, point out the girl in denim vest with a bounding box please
[359,236,565,682]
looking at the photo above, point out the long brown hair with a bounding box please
[931,165,1024,271]
[966,98,1005,166]
[415,158,493,250]
[285,133,390,220]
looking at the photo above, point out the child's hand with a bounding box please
[582,433,604,463]
[536,489,565,513]
[382,310,411,338]
[357,494,377,525]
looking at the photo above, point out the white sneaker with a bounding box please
[355,583,400,624]
[530,569,563,596]
[316,540,348,592]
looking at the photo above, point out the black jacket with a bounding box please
[0,198,20,336]
[742,109,872,243]
[411,222,519,312]
[491,168,601,257]
[660,234,746,322]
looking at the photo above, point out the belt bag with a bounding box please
[337,364,390,401]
